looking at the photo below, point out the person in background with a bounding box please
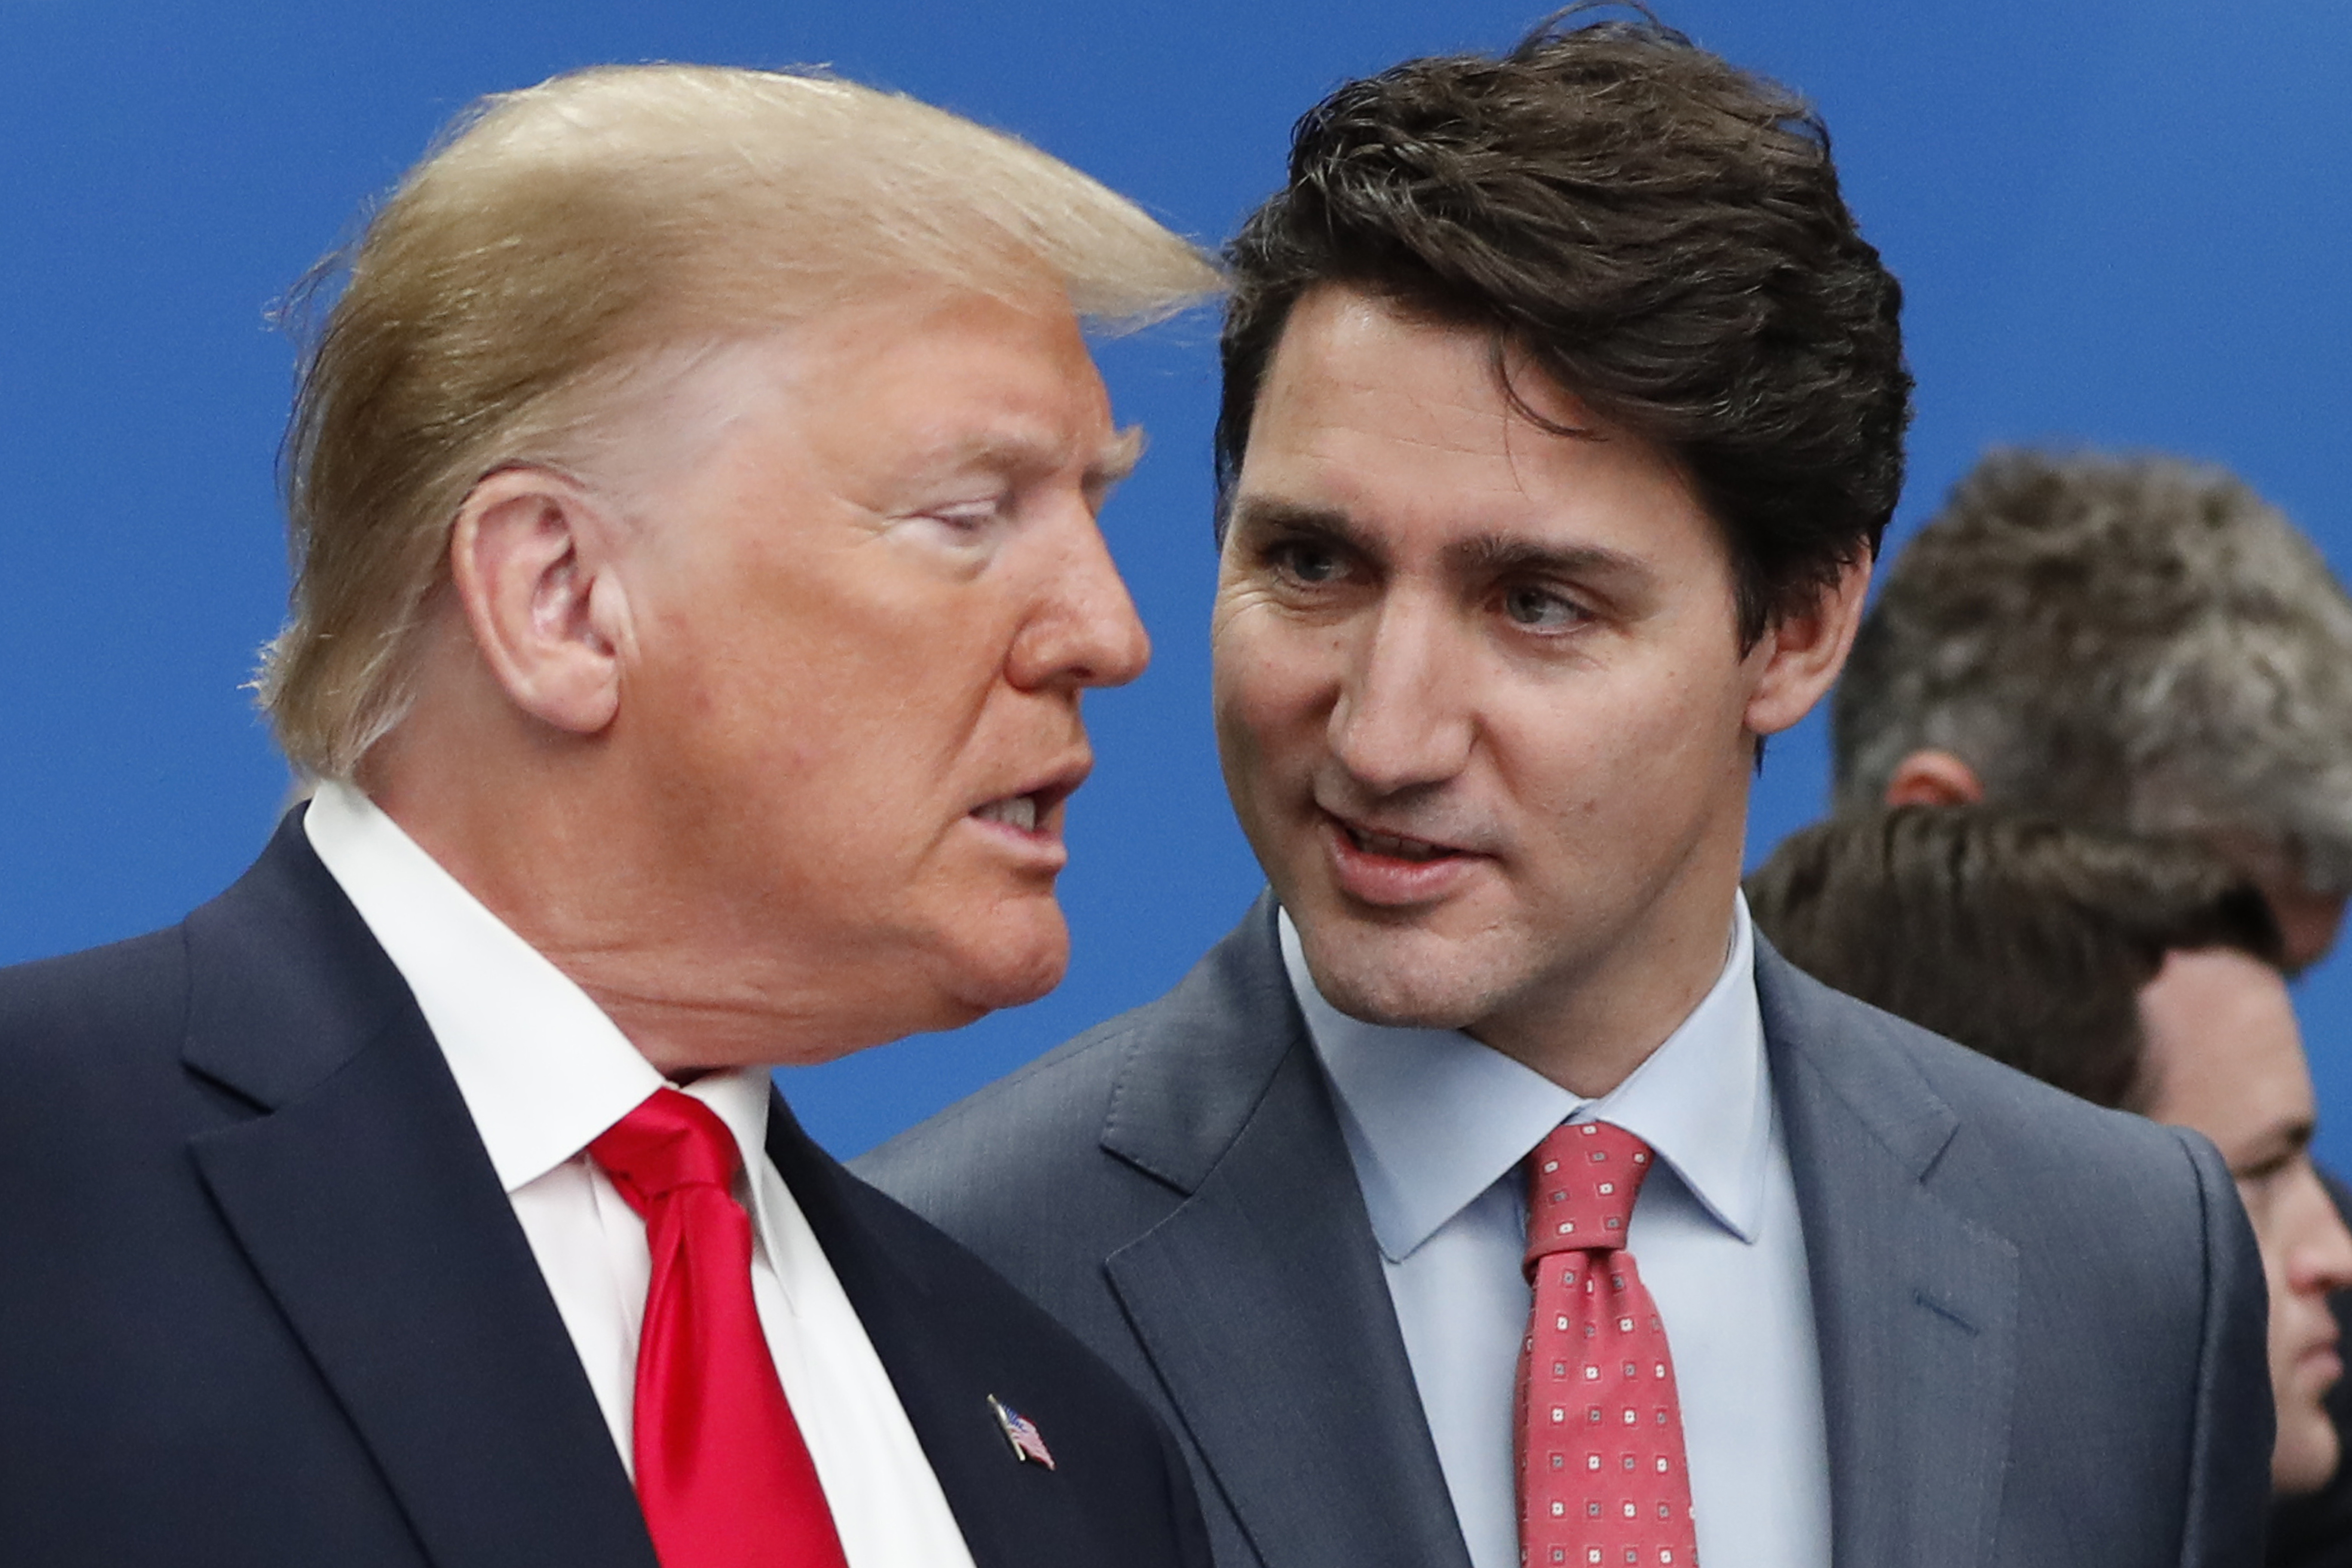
[1833,448,2352,1564]
[0,65,1219,1568]
[1834,449,2352,971]
[1748,805,2352,1507]
[861,16,2273,1568]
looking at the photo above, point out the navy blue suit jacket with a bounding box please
[0,813,1210,1568]
[860,894,2275,1568]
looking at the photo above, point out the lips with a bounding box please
[1318,808,1485,906]
[972,795,1040,833]
[1341,821,1462,862]
[968,757,1090,845]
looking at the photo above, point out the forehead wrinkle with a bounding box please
[1284,394,1609,518]
[1302,401,1521,465]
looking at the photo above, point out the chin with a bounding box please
[1292,888,1539,1024]
[1300,929,1491,1032]
[2276,1415,2343,1497]
[939,910,1071,1016]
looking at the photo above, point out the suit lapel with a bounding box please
[777,1091,1215,1568]
[1759,943,2018,1568]
[182,816,656,1568]
[759,1091,1025,1568]
[1098,899,1473,1568]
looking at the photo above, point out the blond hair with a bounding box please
[259,65,1219,778]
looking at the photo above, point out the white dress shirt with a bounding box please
[1281,897,1831,1568]
[305,782,976,1568]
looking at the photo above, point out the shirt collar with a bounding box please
[1285,895,1772,1262]
[303,781,772,1195]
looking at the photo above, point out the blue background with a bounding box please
[4,0,2347,1159]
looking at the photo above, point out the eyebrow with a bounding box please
[1228,496,1657,588]
[1439,532,1655,587]
[1086,425,1147,492]
[1226,497,1372,552]
[918,424,1145,497]
[2231,1118,2317,1177]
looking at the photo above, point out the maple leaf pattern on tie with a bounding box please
[1517,1120,1697,1568]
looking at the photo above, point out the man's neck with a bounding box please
[358,765,892,1077]
[1466,878,1744,1100]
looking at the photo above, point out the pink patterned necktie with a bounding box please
[1518,1120,1698,1568]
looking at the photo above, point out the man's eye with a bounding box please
[919,501,1006,539]
[2233,1152,2297,1187]
[1502,585,1585,629]
[1270,541,1344,585]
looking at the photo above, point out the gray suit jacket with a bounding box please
[858,896,2273,1568]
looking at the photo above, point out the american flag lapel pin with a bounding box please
[987,1394,1056,1470]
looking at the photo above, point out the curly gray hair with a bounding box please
[1833,449,2352,894]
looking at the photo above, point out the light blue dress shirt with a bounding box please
[1280,897,1831,1568]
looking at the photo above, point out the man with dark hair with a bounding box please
[1749,807,2352,1506]
[862,16,2269,1568]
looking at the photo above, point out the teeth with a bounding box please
[977,796,1039,832]
[1351,825,1450,861]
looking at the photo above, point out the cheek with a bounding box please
[718,571,999,746]
[1213,625,1328,762]
[1498,674,1720,817]
[1607,658,1752,791]
[638,614,998,871]
[2245,1203,2307,1353]
[1211,678,1283,846]
[1483,674,1749,912]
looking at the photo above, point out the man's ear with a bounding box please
[447,466,632,736]
[1743,553,1872,738]
[1884,749,1985,807]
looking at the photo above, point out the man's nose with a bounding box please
[2287,1164,2352,1295]
[1008,505,1152,692]
[1327,590,1474,795]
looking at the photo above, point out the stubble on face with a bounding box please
[1212,287,1767,1093]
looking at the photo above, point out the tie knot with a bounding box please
[589,1087,743,1219]
[1525,1120,1653,1267]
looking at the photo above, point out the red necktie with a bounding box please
[590,1087,850,1568]
[1518,1121,1698,1568]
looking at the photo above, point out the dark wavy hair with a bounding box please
[1215,7,1912,645]
[1746,807,2285,1109]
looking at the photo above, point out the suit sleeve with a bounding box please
[2176,1125,2276,1568]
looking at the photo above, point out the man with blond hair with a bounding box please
[0,65,1216,1568]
